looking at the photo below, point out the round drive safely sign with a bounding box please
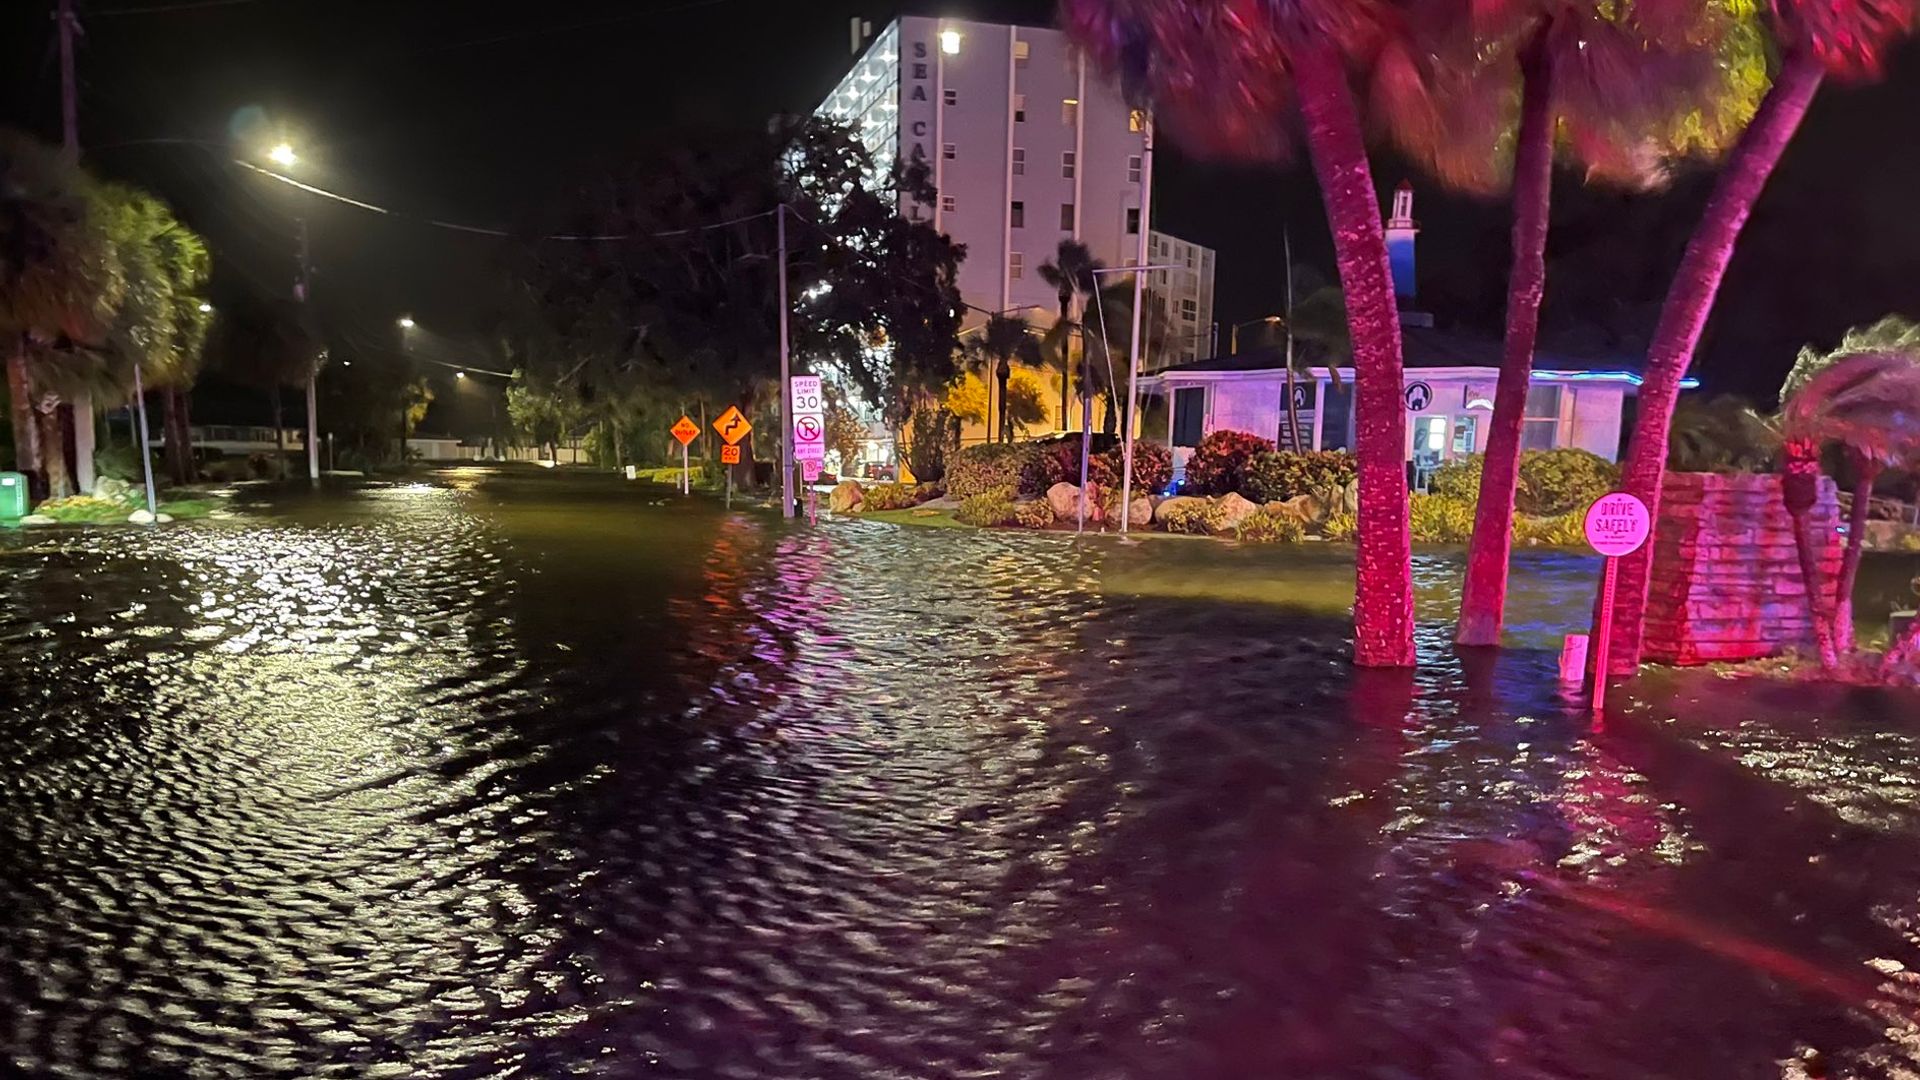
[1583,492,1651,557]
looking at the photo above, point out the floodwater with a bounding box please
[1,466,1918,1079]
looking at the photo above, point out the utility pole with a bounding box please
[296,216,319,482]
[56,0,98,495]
[777,204,795,520]
[1119,113,1155,534]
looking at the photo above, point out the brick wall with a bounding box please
[1642,472,1842,664]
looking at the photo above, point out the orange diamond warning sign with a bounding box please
[670,416,699,446]
[713,406,751,445]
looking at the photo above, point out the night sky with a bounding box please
[4,0,1918,409]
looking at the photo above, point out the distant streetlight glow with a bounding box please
[939,29,961,54]
[455,371,466,379]
[398,316,416,329]
[268,143,297,167]
[198,302,213,313]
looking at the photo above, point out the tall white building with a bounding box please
[818,16,1216,431]
[1146,231,1217,370]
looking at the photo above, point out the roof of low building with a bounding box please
[1154,323,1647,376]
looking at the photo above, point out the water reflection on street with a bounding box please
[0,467,1917,1078]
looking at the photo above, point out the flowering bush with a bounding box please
[1159,499,1228,534]
[861,482,921,511]
[1322,511,1357,541]
[947,444,1049,499]
[1184,430,1276,496]
[1234,509,1306,543]
[1010,499,1057,529]
[1089,440,1175,495]
[1518,448,1617,515]
[1409,494,1475,543]
[1245,450,1358,503]
[956,487,1019,526]
[1428,454,1484,503]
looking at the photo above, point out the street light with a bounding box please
[268,142,297,168]
[198,302,213,313]
[398,316,416,329]
[1229,315,1284,354]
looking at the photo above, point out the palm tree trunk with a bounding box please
[996,363,1013,443]
[1058,295,1072,431]
[1834,452,1879,655]
[7,351,45,502]
[1604,50,1825,674]
[1459,35,1554,648]
[272,388,286,453]
[1294,42,1415,668]
[1782,440,1838,671]
[35,401,73,500]
[164,386,196,486]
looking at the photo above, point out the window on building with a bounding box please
[1011,147,1025,175]
[1014,39,1030,64]
[1125,207,1140,235]
[1180,298,1198,321]
[1010,200,1024,228]
[1061,151,1076,178]
[941,194,957,213]
[944,88,957,106]
[1061,98,1080,125]
[1010,251,1024,279]
[1013,93,1026,122]
[1522,384,1563,451]
[942,143,956,160]
[1129,109,1147,132]
[1127,155,1142,183]
[1059,203,1075,230]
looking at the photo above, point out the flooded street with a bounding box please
[2,467,1918,1079]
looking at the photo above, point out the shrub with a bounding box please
[906,405,960,482]
[1428,454,1484,503]
[1087,440,1176,495]
[1409,494,1475,543]
[1009,499,1056,529]
[862,482,920,511]
[1246,450,1358,503]
[947,443,1048,499]
[913,480,945,502]
[1513,511,1589,547]
[93,442,144,483]
[1235,509,1306,543]
[1159,499,1228,535]
[1322,511,1357,541]
[1185,430,1276,496]
[955,487,1018,527]
[1518,448,1617,516]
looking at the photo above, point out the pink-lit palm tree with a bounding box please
[1374,0,1749,647]
[1062,0,1416,666]
[1602,0,1917,673]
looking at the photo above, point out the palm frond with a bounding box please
[1780,350,1920,466]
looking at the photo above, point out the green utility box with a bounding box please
[0,473,27,520]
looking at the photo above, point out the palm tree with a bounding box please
[206,293,320,460]
[1781,318,1920,653]
[1063,0,1416,666]
[962,312,1040,443]
[88,185,213,486]
[0,131,121,500]
[1777,350,1920,671]
[1603,0,1918,673]
[1385,0,1754,647]
[1036,240,1101,432]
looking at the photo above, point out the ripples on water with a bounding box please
[0,469,1917,1079]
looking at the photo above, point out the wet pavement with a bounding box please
[1,466,1917,1079]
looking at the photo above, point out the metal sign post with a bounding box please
[670,416,700,496]
[714,407,750,512]
[1583,492,1652,722]
[790,375,825,522]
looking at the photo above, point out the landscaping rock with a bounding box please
[1153,495,1207,525]
[1047,481,1104,523]
[1212,492,1258,534]
[1340,479,1360,515]
[1266,495,1320,526]
[920,495,962,511]
[127,509,174,525]
[828,480,864,514]
[19,514,56,526]
[93,476,132,502]
[1121,496,1152,528]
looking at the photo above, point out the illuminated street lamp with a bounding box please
[198,302,213,313]
[269,142,297,168]
[398,315,416,329]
